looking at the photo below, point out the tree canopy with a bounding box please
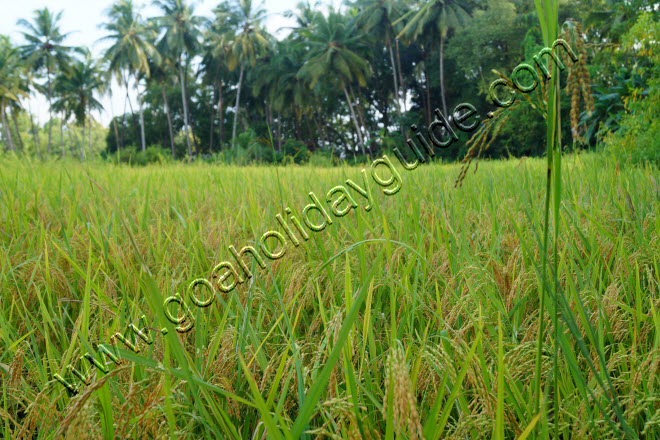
[0,0,658,166]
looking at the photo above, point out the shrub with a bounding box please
[216,147,249,165]
[605,12,660,166]
[280,139,311,164]
[235,129,258,150]
[109,145,169,166]
[212,130,276,165]
[308,150,334,167]
[174,130,200,158]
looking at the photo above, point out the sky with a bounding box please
[0,0,342,126]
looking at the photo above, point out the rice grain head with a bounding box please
[382,342,424,440]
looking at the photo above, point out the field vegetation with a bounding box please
[2,0,660,438]
[1,152,659,438]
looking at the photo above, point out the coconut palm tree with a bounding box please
[17,8,78,155]
[0,36,24,152]
[252,41,311,148]
[296,10,371,153]
[101,0,159,152]
[51,81,67,157]
[147,54,177,158]
[200,42,229,153]
[285,0,324,35]
[225,0,271,150]
[98,59,124,155]
[201,3,240,152]
[353,0,406,132]
[52,53,105,159]
[7,101,25,152]
[153,0,203,158]
[397,0,471,119]
[19,67,42,154]
[51,73,76,158]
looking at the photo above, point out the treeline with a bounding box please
[0,0,658,164]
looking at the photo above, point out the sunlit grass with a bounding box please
[1,153,659,439]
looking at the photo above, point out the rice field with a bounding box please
[1,152,660,439]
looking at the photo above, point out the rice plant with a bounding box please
[0,150,658,438]
[1,0,659,439]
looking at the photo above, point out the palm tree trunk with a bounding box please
[27,99,39,156]
[161,83,176,159]
[119,110,126,151]
[112,119,121,152]
[0,109,6,151]
[439,34,448,119]
[358,91,368,141]
[295,106,302,136]
[266,103,272,137]
[11,109,24,151]
[350,82,369,150]
[312,113,329,149]
[135,73,147,152]
[341,78,365,155]
[120,83,129,151]
[109,98,120,153]
[76,128,82,161]
[242,114,248,133]
[387,32,403,134]
[321,113,330,149]
[293,107,302,140]
[189,108,200,156]
[60,112,65,158]
[217,82,224,149]
[124,76,140,147]
[81,119,86,161]
[1,101,14,152]
[88,112,92,156]
[231,61,245,150]
[395,38,406,111]
[209,85,216,153]
[179,58,192,158]
[424,64,432,126]
[47,67,53,154]
[35,118,40,153]
[303,114,315,150]
[276,111,281,151]
[29,115,39,156]
[67,123,75,157]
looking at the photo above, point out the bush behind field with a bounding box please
[105,145,171,166]
[604,12,660,167]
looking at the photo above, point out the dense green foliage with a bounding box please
[604,11,660,165]
[2,1,660,437]
[1,0,658,165]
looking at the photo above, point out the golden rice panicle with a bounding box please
[64,399,101,440]
[9,343,24,389]
[382,343,424,440]
[562,19,594,143]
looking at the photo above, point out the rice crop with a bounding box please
[1,152,659,439]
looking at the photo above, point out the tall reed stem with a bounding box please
[532,0,560,436]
